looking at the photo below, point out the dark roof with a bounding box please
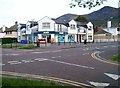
[28,21,38,28]
[95,29,111,34]
[20,24,26,29]
[53,18,88,28]
[0,27,3,33]
[4,25,17,32]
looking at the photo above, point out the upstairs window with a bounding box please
[57,24,62,32]
[70,24,75,29]
[117,28,120,31]
[42,22,50,29]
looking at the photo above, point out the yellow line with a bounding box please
[91,52,119,66]
[0,71,93,88]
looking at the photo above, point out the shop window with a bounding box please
[117,28,120,31]
[42,22,50,29]
[88,36,92,40]
[82,35,85,40]
[68,35,75,42]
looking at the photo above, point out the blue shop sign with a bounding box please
[37,31,68,35]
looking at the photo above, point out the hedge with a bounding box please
[0,38,17,44]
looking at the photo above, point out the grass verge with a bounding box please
[2,77,71,88]
[110,55,120,62]
[19,45,37,49]
[1,44,38,49]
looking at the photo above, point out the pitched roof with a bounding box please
[4,25,17,32]
[0,26,8,32]
[0,27,3,33]
[19,24,26,29]
[95,29,111,34]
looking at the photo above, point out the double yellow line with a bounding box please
[91,51,119,66]
[0,71,93,88]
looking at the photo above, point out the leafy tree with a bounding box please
[75,15,88,23]
[70,0,107,9]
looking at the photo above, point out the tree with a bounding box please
[75,15,88,23]
[70,0,107,9]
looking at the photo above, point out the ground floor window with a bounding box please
[58,35,65,42]
[68,35,75,42]
[82,35,86,40]
[88,36,92,40]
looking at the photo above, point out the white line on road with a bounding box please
[104,46,108,48]
[88,81,110,87]
[83,53,89,55]
[47,59,94,70]
[0,63,5,66]
[34,58,48,62]
[58,56,62,57]
[95,47,100,49]
[21,60,34,63]
[32,50,62,54]
[3,54,19,56]
[104,73,120,80]
[8,61,22,65]
[51,57,56,58]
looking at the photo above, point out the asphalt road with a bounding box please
[1,43,120,87]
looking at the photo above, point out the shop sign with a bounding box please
[43,31,49,34]
[59,32,64,34]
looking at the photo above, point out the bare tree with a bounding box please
[70,0,107,9]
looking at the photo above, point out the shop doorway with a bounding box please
[42,34,51,43]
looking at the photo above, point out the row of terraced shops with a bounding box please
[17,16,94,44]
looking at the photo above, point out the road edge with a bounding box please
[91,51,119,66]
[0,71,94,88]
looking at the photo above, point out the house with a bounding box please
[93,29,118,42]
[17,21,38,43]
[38,16,68,43]
[4,22,18,38]
[17,23,26,42]
[68,20,94,43]
[0,25,6,38]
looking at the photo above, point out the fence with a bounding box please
[94,35,120,43]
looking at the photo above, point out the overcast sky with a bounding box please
[0,0,118,27]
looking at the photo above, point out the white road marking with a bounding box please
[51,57,56,58]
[3,54,19,56]
[0,63,5,66]
[112,45,117,47]
[83,53,89,55]
[47,59,94,70]
[104,46,108,48]
[34,58,48,61]
[21,60,34,63]
[88,81,110,87]
[58,56,62,57]
[32,50,62,54]
[104,73,120,80]
[8,61,21,65]
[95,47,100,49]
[51,50,62,52]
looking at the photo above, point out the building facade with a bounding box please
[17,16,94,43]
